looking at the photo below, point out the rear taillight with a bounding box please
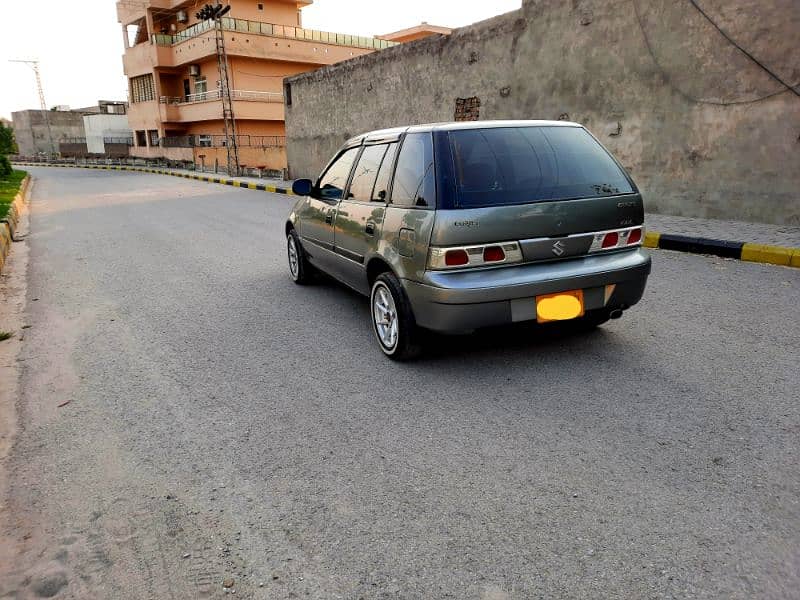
[589,226,644,253]
[444,249,469,266]
[601,232,619,248]
[428,241,522,270]
[483,245,505,262]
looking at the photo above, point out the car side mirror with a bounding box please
[292,178,313,197]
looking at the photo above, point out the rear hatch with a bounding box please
[430,124,644,263]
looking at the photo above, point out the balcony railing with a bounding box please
[161,135,286,149]
[160,89,283,105]
[151,17,397,51]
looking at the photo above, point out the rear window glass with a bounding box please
[448,126,634,208]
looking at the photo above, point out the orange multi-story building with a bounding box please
[117,0,401,173]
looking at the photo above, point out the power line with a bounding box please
[687,0,799,99]
[631,0,798,106]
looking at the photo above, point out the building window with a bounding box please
[130,74,155,103]
[257,3,263,9]
[148,130,160,147]
[135,130,147,147]
[198,135,213,147]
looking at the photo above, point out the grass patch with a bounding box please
[0,331,14,342]
[0,170,27,220]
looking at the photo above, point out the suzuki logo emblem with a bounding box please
[552,240,566,256]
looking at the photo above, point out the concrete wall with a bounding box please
[11,110,87,156]
[84,114,132,154]
[285,0,800,225]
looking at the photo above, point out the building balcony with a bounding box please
[160,89,283,104]
[123,18,395,72]
[157,89,285,122]
[151,17,397,52]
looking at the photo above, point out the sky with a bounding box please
[0,0,522,121]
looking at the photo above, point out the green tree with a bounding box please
[0,123,17,155]
[0,155,11,179]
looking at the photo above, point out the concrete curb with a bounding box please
[0,175,31,275]
[643,231,800,269]
[12,163,799,269]
[11,162,295,196]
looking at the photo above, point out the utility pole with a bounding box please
[196,3,239,176]
[9,59,57,156]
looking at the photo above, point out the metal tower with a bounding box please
[213,17,240,176]
[9,59,56,156]
[197,3,239,176]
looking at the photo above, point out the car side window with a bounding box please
[371,142,398,202]
[390,133,435,208]
[317,147,359,201]
[347,144,388,202]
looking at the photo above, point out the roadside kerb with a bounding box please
[643,231,800,268]
[0,175,31,274]
[11,162,294,196]
[13,163,799,269]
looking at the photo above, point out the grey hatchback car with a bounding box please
[286,120,651,360]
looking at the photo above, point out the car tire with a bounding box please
[370,272,422,361]
[287,229,313,285]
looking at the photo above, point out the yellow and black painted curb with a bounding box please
[13,163,799,269]
[643,231,800,269]
[1,175,31,274]
[12,162,295,196]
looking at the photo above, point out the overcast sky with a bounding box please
[0,0,521,120]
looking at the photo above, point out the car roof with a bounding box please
[348,120,583,145]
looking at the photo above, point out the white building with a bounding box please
[83,113,132,154]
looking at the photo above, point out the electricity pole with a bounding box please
[9,59,57,156]
[196,3,239,176]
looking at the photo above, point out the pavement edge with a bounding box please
[13,164,799,269]
[0,175,31,275]
[643,230,800,268]
[12,162,294,196]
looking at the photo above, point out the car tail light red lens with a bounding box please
[428,242,523,270]
[444,249,469,266]
[627,228,642,245]
[601,232,619,248]
[483,246,505,262]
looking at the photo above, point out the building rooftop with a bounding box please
[377,22,452,43]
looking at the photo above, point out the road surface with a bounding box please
[1,167,798,599]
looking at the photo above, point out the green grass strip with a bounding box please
[0,170,27,220]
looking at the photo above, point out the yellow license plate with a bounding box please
[536,290,585,323]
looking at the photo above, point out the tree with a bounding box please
[0,123,17,155]
[0,155,11,179]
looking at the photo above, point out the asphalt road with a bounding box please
[2,167,798,599]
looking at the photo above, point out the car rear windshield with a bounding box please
[448,126,634,208]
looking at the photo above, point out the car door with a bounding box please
[298,146,360,271]
[332,142,398,292]
[381,132,437,282]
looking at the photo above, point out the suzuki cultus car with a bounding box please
[287,121,651,360]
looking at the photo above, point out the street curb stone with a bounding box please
[643,230,799,268]
[13,163,800,269]
[0,175,31,275]
[12,162,295,196]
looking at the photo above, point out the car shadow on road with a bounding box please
[300,271,616,363]
[421,320,608,359]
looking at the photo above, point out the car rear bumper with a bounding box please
[403,249,651,332]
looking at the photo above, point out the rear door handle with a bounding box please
[365,222,375,235]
